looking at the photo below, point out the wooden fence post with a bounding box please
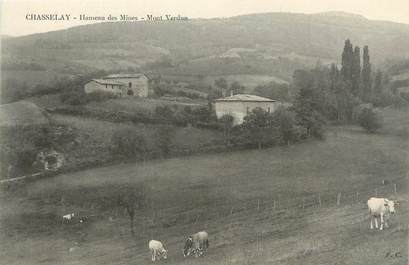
[257,199,260,211]
[394,184,397,195]
[337,192,342,206]
[318,193,322,208]
[356,191,359,203]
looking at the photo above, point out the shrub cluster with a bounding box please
[218,107,308,150]
[358,106,382,133]
[0,124,76,179]
[60,90,117,105]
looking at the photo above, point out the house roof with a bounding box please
[104,73,148,79]
[215,94,276,102]
[91,79,124,86]
[0,101,49,127]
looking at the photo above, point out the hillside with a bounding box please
[2,12,409,88]
[1,111,407,264]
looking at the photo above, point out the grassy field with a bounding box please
[0,109,408,265]
[201,74,289,93]
[2,70,71,87]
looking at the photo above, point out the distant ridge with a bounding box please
[2,11,409,86]
[1,34,13,39]
[315,11,367,20]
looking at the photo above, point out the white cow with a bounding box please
[148,240,168,262]
[63,213,75,221]
[367,197,396,230]
[183,231,209,257]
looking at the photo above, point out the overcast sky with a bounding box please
[1,0,409,36]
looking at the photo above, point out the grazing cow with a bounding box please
[148,240,168,262]
[63,213,75,221]
[183,231,209,257]
[367,197,396,230]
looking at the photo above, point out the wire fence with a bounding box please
[145,177,406,230]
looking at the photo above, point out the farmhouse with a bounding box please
[84,73,149,97]
[215,94,279,125]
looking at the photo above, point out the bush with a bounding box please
[86,91,117,102]
[358,107,382,133]
[0,124,75,178]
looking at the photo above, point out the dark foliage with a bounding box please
[358,107,382,133]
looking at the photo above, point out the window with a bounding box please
[128,82,132,88]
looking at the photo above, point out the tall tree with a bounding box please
[352,46,361,95]
[293,86,326,138]
[242,108,274,150]
[341,39,354,86]
[361,45,372,101]
[272,108,298,146]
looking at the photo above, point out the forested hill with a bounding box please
[2,12,409,80]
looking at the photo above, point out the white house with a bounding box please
[84,73,149,97]
[215,94,280,125]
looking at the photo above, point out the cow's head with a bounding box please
[384,199,395,214]
[160,249,168,260]
[183,237,193,257]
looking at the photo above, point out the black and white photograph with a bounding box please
[0,0,408,264]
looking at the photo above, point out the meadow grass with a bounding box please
[0,109,408,265]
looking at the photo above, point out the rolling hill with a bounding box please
[2,11,409,88]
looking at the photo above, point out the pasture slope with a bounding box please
[0,108,408,265]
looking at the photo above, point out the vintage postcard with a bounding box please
[0,0,408,264]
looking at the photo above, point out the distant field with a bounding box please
[202,74,289,92]
[1,107,408,265]
[2,70,71,87]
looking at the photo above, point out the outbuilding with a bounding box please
[215,94,280,125]
[83,73,150,97]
